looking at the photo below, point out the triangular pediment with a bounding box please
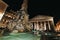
[29,15,54,22]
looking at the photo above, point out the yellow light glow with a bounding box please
[55,21,60,32]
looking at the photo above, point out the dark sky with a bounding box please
[3,0,60,24]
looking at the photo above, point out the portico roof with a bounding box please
[29,15,54,22]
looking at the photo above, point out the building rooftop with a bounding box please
[29,15,54,22]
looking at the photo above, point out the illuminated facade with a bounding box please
[0,0,8,20]
[0,0,55,34]
[55,21,60,32]
[0,0,32,33]
[29,15,55,34]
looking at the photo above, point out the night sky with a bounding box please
[3,0,60,24]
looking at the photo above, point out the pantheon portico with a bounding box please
[29,15,55,34]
